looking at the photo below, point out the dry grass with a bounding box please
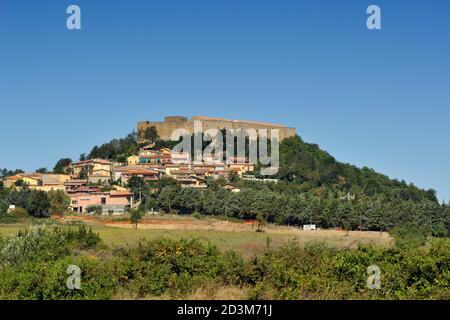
[0,215,393,256]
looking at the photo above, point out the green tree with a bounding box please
[27,191,50,217]
[256,213,267,232]
[48,190,71,215]
[158,186,180,213]
[130,209,143,229]
[139,126,159,144]
[35,167,48,174]
[127,176,147,202]
[53,158,72,174]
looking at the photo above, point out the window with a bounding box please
[101,197,107,205]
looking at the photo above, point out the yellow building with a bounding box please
[71,159,112,177]
[1,174,40,188]
[127,155,140,166]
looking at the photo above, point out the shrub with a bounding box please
[86,206,102,215]
[390,224,430,249]
[48,190,70,215]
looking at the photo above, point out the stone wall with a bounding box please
[137,116,296,142]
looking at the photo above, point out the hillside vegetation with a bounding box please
[2,132,448,236]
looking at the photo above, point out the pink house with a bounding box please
[69,190,133,215]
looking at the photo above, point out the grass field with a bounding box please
[0,214,393,256]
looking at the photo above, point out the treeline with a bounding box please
[0,168,24,178]
[0,188,70,218]
[85,130,179,163]
[134,178,450,237]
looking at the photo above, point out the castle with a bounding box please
[137,116,296,142]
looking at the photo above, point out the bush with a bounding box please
[86,206,102,215]
[390,224,430,249]
[48,190,70,215]
[0,228,448,300]
[13,207,28,217]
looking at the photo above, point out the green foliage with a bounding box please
[127,176,147,202]
[53,158,72,174]
[129,209,143,229]
[138,126,159,144]
[390,224,430,249]
[27,191,51,217]
[86,206,103,215]
[0,168,24,178]
[149,184,449,236]
[114,238,243,297]
[0,229,448,300]
[48,190,71,215]
[277,136,437,203]
[87,132,138,162]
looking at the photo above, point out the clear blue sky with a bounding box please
[1,1,449,201]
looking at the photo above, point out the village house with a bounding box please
[69,189,133,215]
[170,168,208,180]
[138,153,172,165]
[126,155,140,166]
[171,151,191,164]
[177,175,208,188]
[64,179,88,193]
[30,174,71,192]
[1,174,40,188]
[71,159,113,184]
[120,168,160,184]
[163,163,189,176]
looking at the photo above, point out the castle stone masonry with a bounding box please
[137,116,296,142]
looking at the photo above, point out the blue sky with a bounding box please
[0,0,449,201]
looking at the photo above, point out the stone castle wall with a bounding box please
[137,116,296,142]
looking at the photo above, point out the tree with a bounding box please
[53,158,72,174]
[228,171,240,185]
[130,209,143,229]
[48,190,71,215]
[0,168,24,178]
[27,191,50,217]
[256,213,267,232]
[86,205,102,215]
[14,179,25,187]
[158,186,180,213]
[35,167,48,174]
[127,176,147,202]
[139,126,159,144]
[78,167,89,179]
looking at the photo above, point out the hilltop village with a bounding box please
[1,144,265,215]
[0,116,294,215]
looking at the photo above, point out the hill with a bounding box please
[76,130,449,236]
